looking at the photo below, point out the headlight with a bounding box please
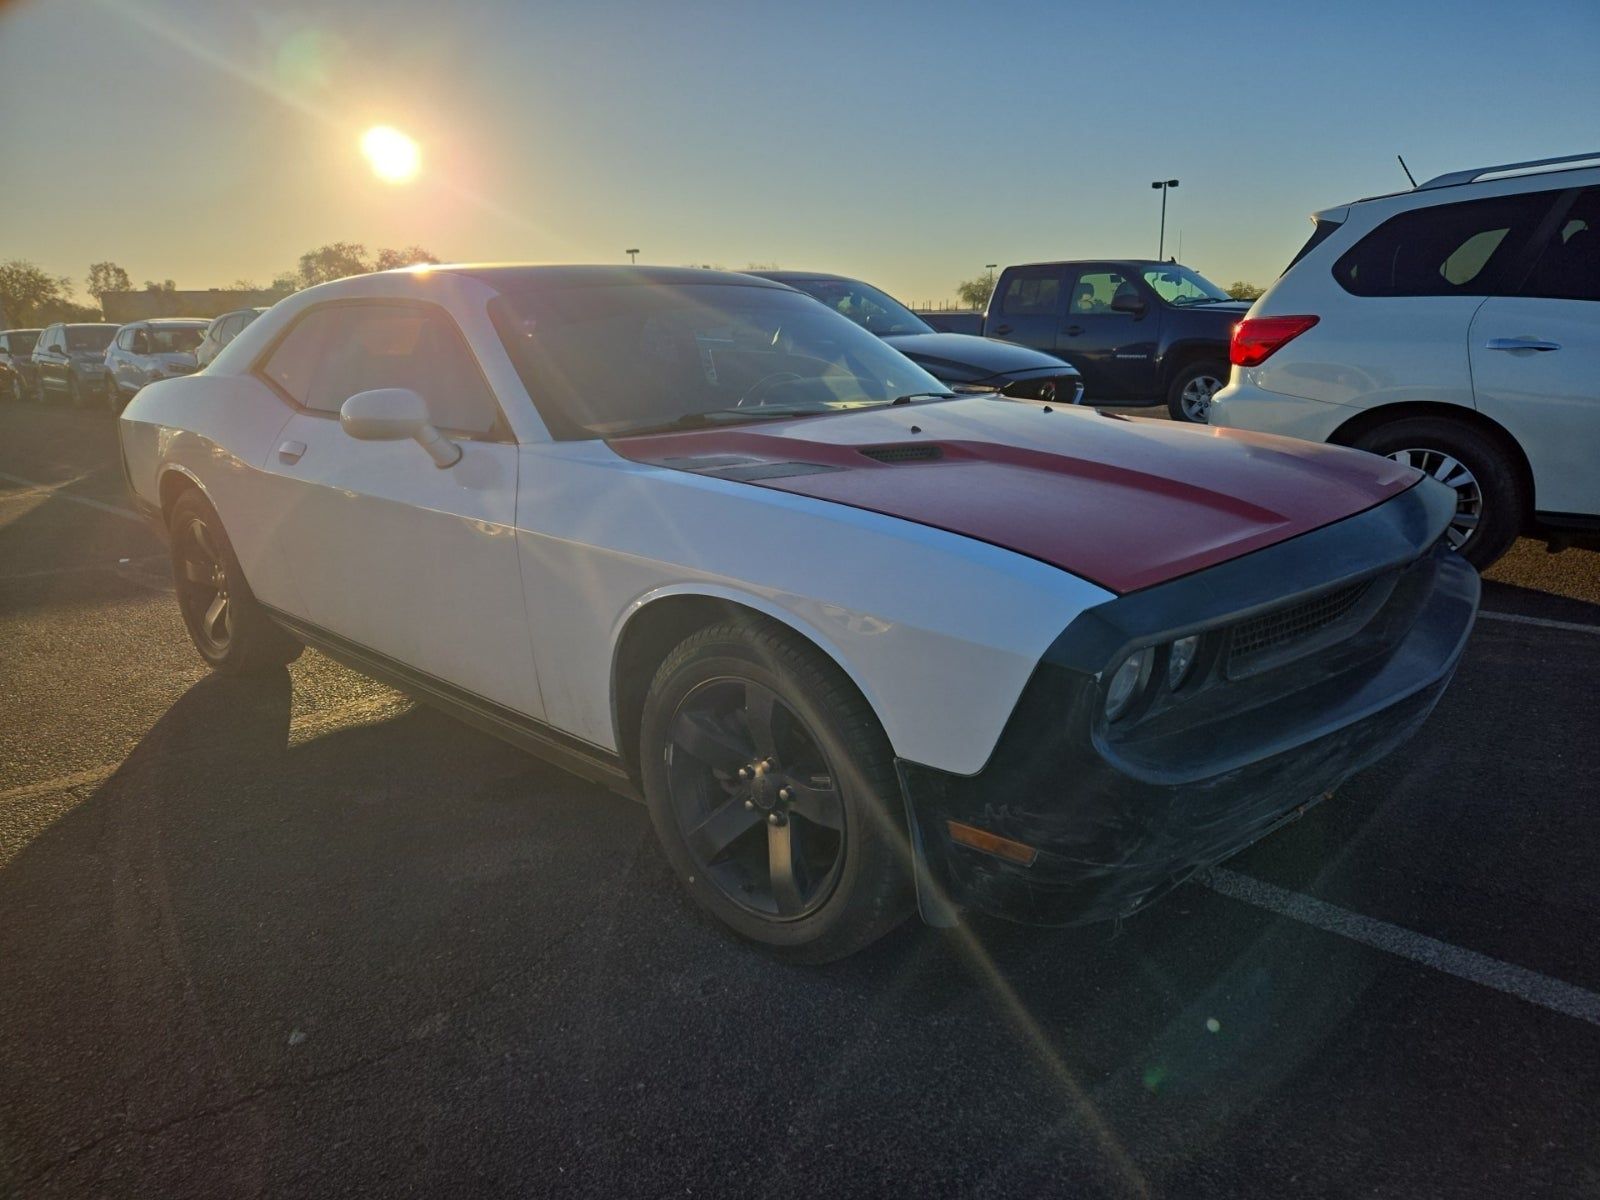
[1167,636,1201,689]
[1104,647,1154,721]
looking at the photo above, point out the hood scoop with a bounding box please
[860,443,944,464]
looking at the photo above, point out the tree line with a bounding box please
[0,243,440,327]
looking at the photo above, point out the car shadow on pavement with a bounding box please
[3,657,1594,1198]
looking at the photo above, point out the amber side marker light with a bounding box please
[946,821,1039,867]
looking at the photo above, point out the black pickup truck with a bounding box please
[921,260,1248,421]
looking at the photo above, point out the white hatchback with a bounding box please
[1209,152,1599,568]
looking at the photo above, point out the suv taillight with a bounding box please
[1230,315,1319,367]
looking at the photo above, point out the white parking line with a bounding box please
[1204,867,1600,1027]
[1478,610,1600,635]
[0,469,142,523]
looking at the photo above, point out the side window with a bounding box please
[1333,191,1558,297]
[1000,271,1063,315]
[260,304,502,436]
[116,329,135,351]
[1068,270,1130,314]
[1521,188,1599,302]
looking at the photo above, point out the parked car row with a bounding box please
[0,307,267,412]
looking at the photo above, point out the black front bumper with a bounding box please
[898,480,1480,927]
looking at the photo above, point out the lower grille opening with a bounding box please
[1229,580,1375,670]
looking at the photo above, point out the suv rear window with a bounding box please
[1332,191,1557,297]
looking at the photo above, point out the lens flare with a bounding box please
[360,126,420,184]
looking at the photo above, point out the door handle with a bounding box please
[277,440,306,464]
[992,324,1013,335]
[1486,337,1561,352]
[1064,325,1085,336]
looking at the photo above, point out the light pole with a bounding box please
[625,248,640,264]
[1150,179,1179,260]
[983,264,997,309]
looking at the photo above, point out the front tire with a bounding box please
[640,617,913,963]
[1351,417,1524,569]
[169,489,302,675]
[1167,361,1228,423]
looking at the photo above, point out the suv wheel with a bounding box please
[66,373,84,408]
[640,616,914,963]
[104,377,123,413]
[1167,362,1228,423]
[1352,417,1524,569]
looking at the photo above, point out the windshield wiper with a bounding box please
[891,392,957,405]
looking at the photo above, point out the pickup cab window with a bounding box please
[1001,273,1061,315]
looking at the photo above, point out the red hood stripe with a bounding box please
[607,404,1417,593]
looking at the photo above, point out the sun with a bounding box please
[360,125,421,184]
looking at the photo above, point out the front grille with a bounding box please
[860,444,942,463]
[1231,581,1372,661]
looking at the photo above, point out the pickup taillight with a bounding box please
[1230,315,1319,367]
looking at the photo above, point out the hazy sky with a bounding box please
[3,0,1597,306]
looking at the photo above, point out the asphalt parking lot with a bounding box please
[2,402,1598,1199]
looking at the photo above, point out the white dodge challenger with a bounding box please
[119,265,1480,961]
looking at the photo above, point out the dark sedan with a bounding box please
[0,329,41,402]
[748,271,1082,404]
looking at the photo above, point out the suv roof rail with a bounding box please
[1417,151,1600,191]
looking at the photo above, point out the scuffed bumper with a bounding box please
[898,482,1480,927]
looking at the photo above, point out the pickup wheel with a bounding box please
[1167,361,1228,423]
[1351,417,1524,569]
[640,617,913,963]
[169,490,302,675]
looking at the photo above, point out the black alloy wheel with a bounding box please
[640,618,913,962]
[167,489,302,674]
[175,512,236,658]
[664,676,847,920]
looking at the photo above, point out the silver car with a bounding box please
[195,307,268,368]
[103,319,207,411]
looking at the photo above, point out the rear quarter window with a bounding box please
[1332,191,1558,297]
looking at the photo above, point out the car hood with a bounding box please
[881,332,1074,381]
[607,398,1419,593]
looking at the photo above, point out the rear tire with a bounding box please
[1166,361,1228,423]
[639,616,913,963]
[168,489,303,675]
[104,376,122,413]
[1351,417,1524,570]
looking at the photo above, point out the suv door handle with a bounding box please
[1064,325,1085,336]
[992,324,1012,335]
[278,440,307,464]
[1486,337,1561,352]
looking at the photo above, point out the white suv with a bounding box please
[1209,152,1599,569]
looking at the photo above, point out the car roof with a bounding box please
[66,323,118,329]
[1,327,42,335]
[1002,259,1176,269]
[142,317,208,326]
[443,264,792,291]
[746,270,852,283]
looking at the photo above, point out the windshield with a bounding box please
[65,326,117,351]
[489,283,946,438]
[1141,265,1232,305]
[147,326,204,353]
[783,278,934,337]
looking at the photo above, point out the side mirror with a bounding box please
[1110,291,1147,316]
[339,388,461,468]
